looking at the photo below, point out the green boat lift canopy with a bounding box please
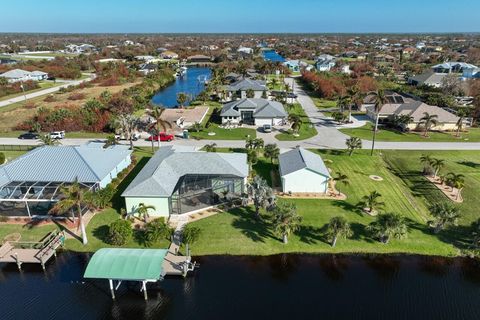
[84,248,168,281]
[84,248,169,300]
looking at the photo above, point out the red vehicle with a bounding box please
[148,132,174,142]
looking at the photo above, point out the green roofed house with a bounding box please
[122,146,248,218]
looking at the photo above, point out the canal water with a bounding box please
[1,253,480,319]
[263,50,286,63]
[150,67,212,108]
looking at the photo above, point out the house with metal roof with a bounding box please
[226,78,267,99]
[279,147,331,194]
[408,71,447,88]
[0,143,132,217]
[220,98,287,126]
[0,68,48,83]
[122,146,248,217]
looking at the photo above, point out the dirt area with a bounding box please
[0,80,141,132]
[425,175,464,203]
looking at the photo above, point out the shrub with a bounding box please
[0,216,8,223]
[107,219,133,246]
[68,92,86,101]
[143,218,168,246]
[0,152,5,165]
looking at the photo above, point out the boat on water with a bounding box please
[175,66,188,77]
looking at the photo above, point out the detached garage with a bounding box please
[279,147,331,194]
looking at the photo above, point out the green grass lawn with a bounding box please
[188,149,467,256]
[190,123,257,140]
[0,150,29,162]
[312,98,337,109]
[340,122,480,142]
[275,103,317,141]
[0,82,60,102]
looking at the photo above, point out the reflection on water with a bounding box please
[150,67,212,108]
[1,253,480,319]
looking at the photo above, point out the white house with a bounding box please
[279,148,331,194]
[316,54,336,72]
[0,69,48,83]
[220,98,287,126]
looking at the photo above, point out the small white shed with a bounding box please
[279,147,331,193]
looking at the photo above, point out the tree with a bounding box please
[455,108,469,138]
[107,219,133,245]
[420,154,434,175]
[143,218,168,246]
[247,149,258,170]
[263,143,280,163]
[104,135,117,149]
[182,225,202,256]
[345,136,362,156]
[332,111,348,123]
[361,191,385,214]
[191,122,202,132]
[0,152,5,165]
[441,73,462,96]
[326,216,353,247]
[246,175,275,219]
[137,203,156,223]
[50,180,89,245]
[288,114,303,135]
[39,134,60,146]
[330,172,350,196]
[177,92,191,108]
[430,158,445,179]
[370,90,388,156]
[148,106,172,148]
[429,202,461,233]
[367,213,408,244]
[114,113,139,150]
[271,202,302,244]
[391,114,413,130]
[445,173,465,200]
[337,95,352,113]
[246,88,255,98]
[419,112,438,137]
[204,143,217,152]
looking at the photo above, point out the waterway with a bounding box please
[1,253,480,319]
[263,50,286,63]
[150,67,212,108]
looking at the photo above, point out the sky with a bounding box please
[1,0,479,34]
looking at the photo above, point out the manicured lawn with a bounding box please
[188,150,464,256]
[340,122,480,142]
[266,74,286,91]
[0,223,58,243]
[0,82,60,102]
[190,123,257,140]
[312,98,337,109]
[275,103,317,141]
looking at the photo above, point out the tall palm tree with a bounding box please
[420,154,433,175]
[367,213,408,244]
[361,191,385,214]
[264,143,280,163]
[455,108,469,138]
[419,112,438,137]
[246,176,275,220]
[148,106,172,149]
[272,202,303,244]
[50,180,89,245]
[337,95,352,113]
[370,90,387,156]
[326,216,353,247]
[347,86,361,123]
[288,114,303,136]
[182,225,202,256]
[345,136,362,156]
[330,172,350,196]
[114,113,139,150]
[430,158,445,179]
[429,202,461,233]
[137,203,156,223]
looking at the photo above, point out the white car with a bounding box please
[263,124,272,133]
[49,131,65,139]
[115,132,141,141]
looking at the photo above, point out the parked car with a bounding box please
[147,132,174,142]
[18,132,39,140]
[263,124,272,133]
[287,92,298,99]
[115,132,140,141]
[49,131,65,139]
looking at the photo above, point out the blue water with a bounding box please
[151,67,212,108]
[263,50,285,62]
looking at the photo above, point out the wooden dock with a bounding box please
[0,231,65,270]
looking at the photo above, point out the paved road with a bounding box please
[0,74,95,108]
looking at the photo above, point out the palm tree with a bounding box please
[137,203,156,223]
[420,154,433,175]
[191,122,203,132]
[337,95,352,113]
[430,158,445,179]
[288,114,303,136]
[204,143,217,152]
[326,216,353,247]
[446,173,465,200]
[182,225,202,256]
[419,112,438,137]
[361,191,385,214]
[370,90,388,156]
[429,202,461,233]
[455,108,469,138]
[104,135,117,148]
[272,202,302,244]
[176,92,190,108]
[148,106,172,148]
[39,134,60,146]
[367,213,408,244]
[263,143,280,163]
[345,136,362,156]
[246,175,275,220]
[50,180,89,245]
[347,86,363,123]
[330,172,350,196]
[247,149,258,171]
[114,113,139,150]
[392,114,413,130]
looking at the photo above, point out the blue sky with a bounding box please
[1,0,479,33]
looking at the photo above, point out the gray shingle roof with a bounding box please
[0,143,132,187]
[279,148,331,178]
[220,98,287,118]
[122,147,248,197]
[226,78,266,92]
[409,71,446,86]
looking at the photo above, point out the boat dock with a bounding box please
[0,230,65,271]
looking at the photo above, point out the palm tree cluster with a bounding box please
[367,213,408,244]
[345,136,362,156]
[419,112,438,137]
[419,155,466,200]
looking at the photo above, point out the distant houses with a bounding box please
[0,69,48,83]
[316,54,336,72]
[187,55,213,64]
[409,61,480,87]
[226,78,267,100]
[220,98,287,126]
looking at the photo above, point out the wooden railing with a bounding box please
[10,230,62,249]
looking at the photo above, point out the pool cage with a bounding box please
[0,181,96,218]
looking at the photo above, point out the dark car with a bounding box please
[287,92,298,99]
[18,132,39,140]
